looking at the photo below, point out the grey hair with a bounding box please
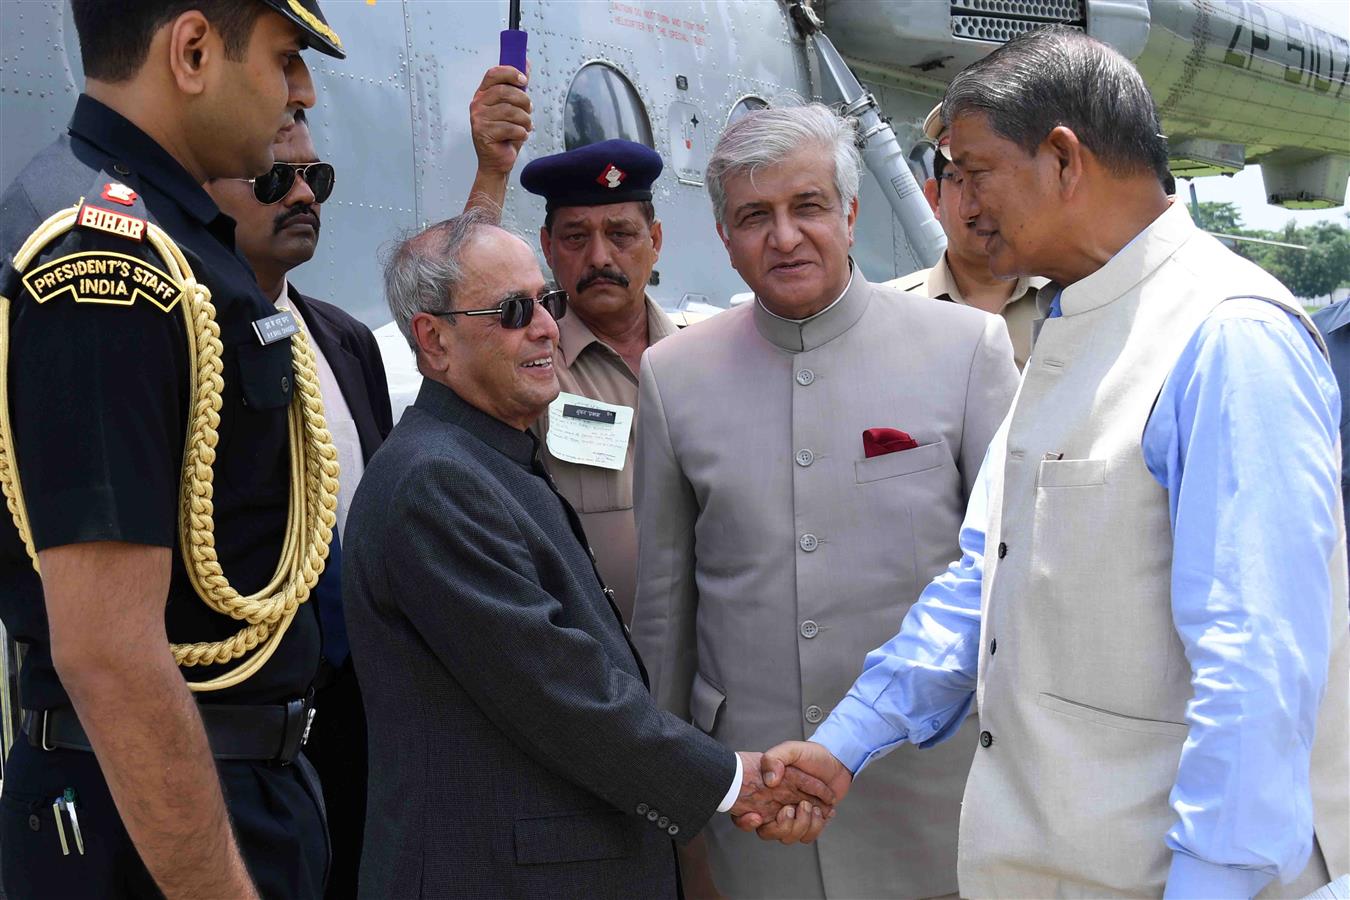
[705,103,862,226]
[381,207,496,352]
[942,25,1170,183]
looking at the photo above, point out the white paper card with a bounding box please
[546,391,633,471]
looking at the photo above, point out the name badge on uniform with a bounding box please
[546,391,633,471]
[252,310,299,345]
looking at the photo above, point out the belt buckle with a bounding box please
[278,696,316,764]
[301,707,316,747]
[40,709,55,752]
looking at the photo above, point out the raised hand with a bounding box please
[468,64,533,177]
[735,741,852,844]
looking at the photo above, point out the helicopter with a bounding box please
[0,0,1347,766]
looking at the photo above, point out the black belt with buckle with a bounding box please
[22,696,316,764]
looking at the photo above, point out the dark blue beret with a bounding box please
[520,140,663,213]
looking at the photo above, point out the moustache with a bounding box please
[576,268,630,293]
[274,204,321,235]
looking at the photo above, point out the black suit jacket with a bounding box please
[343,380,736,899]
[288,285,394,460]
[288,285,391,899]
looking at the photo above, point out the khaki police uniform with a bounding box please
[538,295,677,622]
[890,255,1046,370]
[519,138,671,625]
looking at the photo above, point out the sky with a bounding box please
[1188,0,1349,233]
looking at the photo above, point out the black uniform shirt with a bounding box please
[0,95,320,708]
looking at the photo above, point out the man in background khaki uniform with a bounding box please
[890,104,1045,369]
[465,66,674,623]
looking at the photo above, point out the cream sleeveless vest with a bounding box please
[957,203,1350,897]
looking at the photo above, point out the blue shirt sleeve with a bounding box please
[1143,299,1341,898]
[810,445,989,773]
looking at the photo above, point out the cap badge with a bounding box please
[597,164,627,190]
[101,183,138,206]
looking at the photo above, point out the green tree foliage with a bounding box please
[1191,201,1246,235]
[1190,203,1350,299]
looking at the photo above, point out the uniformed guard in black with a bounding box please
[0,2,344,897]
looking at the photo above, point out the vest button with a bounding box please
[636,803,649,815]
[667,824,680,836]
[800,619,819,639]
[657,816,670,828]
[28,814,40,831]
[647,810,659,822]
[799,533,819,552]
[989,638,997,655]
[795,448,814,467]
[796,368,815,386]
[979,730,994,748]
[997,542,1007,559]
[113,162,130,176]
[805,704,823,724]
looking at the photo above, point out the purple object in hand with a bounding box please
[499,29,527,80]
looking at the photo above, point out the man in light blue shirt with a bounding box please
[737,26,1350,899]
[1313,300,1350,540]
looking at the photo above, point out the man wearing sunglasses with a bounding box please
[205,110,392,900]
[342,209,837,897]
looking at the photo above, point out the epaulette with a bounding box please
[0,166,340,693]
[74,169,149,243]
[16,168,182,313]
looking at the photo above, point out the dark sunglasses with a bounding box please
[245,161,336,204]
[436,289,568,329]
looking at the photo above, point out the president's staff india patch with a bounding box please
[22,251,184,312]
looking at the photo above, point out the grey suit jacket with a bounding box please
[344,379,736,899]
[632,269,1018,898]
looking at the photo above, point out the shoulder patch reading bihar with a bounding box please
[23,251,183,312]
[75,181,147,243]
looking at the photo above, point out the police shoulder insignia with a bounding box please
[75,178,147,242]
[76,201,146,242]
[100,182,138,206]
[22,251,183,313]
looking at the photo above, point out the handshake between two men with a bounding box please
[730,743,852,845]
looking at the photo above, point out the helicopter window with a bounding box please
[564,64,655,150]
[727,96,768,126]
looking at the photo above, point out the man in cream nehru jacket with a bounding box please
[632,103,1018,898]
[763,26,1349,899]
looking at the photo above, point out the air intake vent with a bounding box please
[950,0,1085,44]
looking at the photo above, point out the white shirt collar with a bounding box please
[272,277,290,308]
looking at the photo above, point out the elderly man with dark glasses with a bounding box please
[341,207,836,899]
[206,110,393,900]
[435,287,568,330]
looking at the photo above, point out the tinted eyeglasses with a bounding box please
[436,289,568,329]
[245,162,336,204]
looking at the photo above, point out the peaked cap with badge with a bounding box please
[521,139,663,213]
[259,0,345,59]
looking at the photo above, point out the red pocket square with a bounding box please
[863,428,919,459]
